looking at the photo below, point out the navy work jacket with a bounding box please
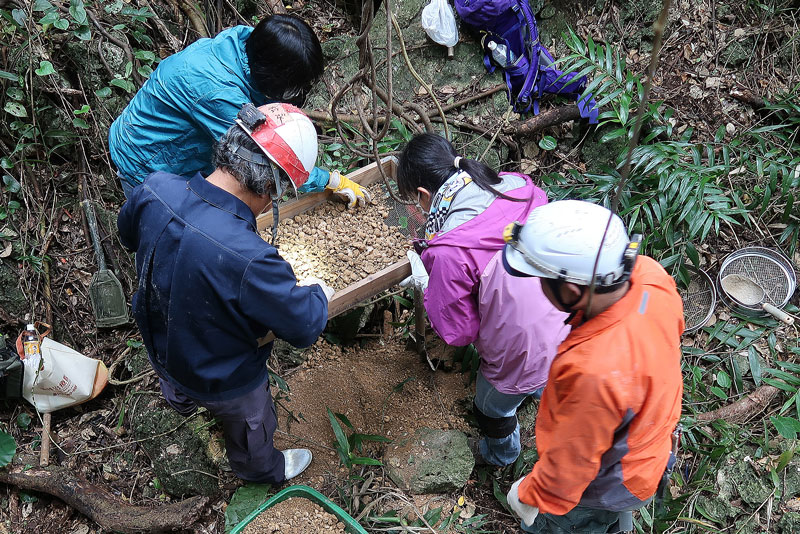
[118,172,328,401]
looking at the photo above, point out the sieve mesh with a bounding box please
[718,252,794,308]
[678,266,716,333]
[378,183,427,240]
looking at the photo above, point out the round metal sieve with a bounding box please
[716,247,797,316]
[677,265,717,333]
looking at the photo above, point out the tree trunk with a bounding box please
[0,461,209,533]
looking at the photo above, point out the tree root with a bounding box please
[177,0,209,38]
[0,461,209,533]
[696,385,780,423]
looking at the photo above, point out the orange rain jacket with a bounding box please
[518,256,684,515]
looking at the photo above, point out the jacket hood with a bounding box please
[426,173,548,252]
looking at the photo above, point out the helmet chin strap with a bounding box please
[269,162,284,247]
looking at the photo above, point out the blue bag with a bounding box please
[454,0,598,122]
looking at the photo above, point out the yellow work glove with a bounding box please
[326,170,372,209]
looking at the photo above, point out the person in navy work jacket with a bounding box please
[118,102,334,484]
[110,14,370,208]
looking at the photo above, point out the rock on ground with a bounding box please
[129,400,222,497]
[384,428,474,494]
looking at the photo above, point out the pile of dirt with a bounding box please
[273,338,472,483]
[265,197,408,290]
[240,497,346,534]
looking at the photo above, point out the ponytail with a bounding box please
[397,133,525,202]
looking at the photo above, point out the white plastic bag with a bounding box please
[22,337,107,413]
[421,0,459,47]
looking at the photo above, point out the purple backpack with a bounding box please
[455,0,597,122]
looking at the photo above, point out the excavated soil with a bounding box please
[240,497,346,534]
[264,197,409,290]
[273,338,472,484]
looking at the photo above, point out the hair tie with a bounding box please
[453,156,462,169]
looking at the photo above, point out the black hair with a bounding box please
[396,133,525,202]
[245,15,323,106]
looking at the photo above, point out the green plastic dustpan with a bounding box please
[230,484,367,534]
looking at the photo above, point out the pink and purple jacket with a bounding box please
[420,173,570,394]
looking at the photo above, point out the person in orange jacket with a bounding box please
[500,200,684,533]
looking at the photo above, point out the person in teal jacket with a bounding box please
[109,14,370,207]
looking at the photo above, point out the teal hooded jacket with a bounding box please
[108,26,329,193]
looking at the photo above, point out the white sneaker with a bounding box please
[282,448,312,480]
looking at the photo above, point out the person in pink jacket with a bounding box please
[397,134,570,466]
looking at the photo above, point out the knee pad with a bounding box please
[473,400,517,439]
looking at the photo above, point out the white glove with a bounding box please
[507,477,540,528]
[299,276,335,302]
[399,250,429,292]
[326,170,372,209]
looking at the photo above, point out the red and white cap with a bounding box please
[237,103,318,192]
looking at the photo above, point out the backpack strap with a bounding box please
[514,0,540,112]
[478,2,539,113]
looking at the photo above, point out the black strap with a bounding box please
[473,400,517,439]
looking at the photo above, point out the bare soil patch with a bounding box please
[273,338,472,484]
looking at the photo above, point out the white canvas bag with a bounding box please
[22,337,104,413]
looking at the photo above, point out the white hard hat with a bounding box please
[502,200,636,286]
[235,102,318,192]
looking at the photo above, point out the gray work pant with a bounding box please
[159,378,286,485]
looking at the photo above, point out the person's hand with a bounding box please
[507,477,539,528]
[327,171,372,209]
[399,250,429,292]
[299,276,335,302]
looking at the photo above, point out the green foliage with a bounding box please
[326,407,390,470]
[320,118,413,171]
[544,31,800,281]
[1,0,158,175]
[224,483,274,533]
[16,413,31,430]
[0,430,16,466]
[365,504,491,533]
[538,135,557,151]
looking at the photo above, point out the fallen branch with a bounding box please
[0,461,209,533]
[265,0,287,14]
[696,385,780,423]
[730,87,769,110]
[504,105,583,136]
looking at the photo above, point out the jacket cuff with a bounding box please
[298,166,330,194]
